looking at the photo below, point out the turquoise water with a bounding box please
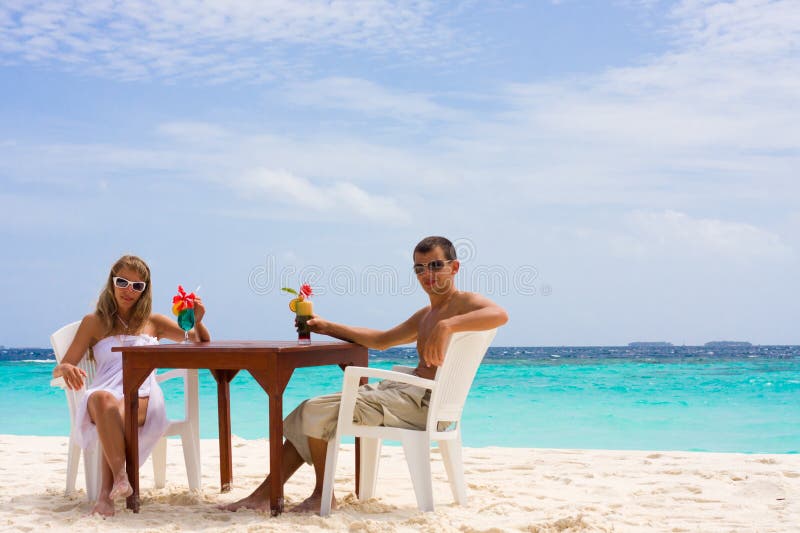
[2,345,799,453]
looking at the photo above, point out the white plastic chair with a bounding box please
[49,321,201,501]
[320,328,497,515]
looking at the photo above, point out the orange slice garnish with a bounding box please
[289,298,301,312]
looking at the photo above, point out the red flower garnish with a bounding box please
[299,284,313,299]
[172,285,196,311]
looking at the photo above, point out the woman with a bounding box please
[52,255,210,516]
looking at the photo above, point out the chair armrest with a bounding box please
[156,369,186,383]
[391,365,416,375]
[50,377,67,389]
[337,366,435,435]
[342,366,435,391]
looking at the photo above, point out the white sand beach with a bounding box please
[0,434,797,532]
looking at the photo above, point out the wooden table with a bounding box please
[113,340,369,515]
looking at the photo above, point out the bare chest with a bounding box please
[415,303,462,352]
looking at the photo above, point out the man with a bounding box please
[221,236,508,512]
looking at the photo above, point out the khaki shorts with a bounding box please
[283,380,430,464]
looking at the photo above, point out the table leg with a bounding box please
[125,389,139,512]
[122,367,152,512]
[211,369,238,492]
[249,369,290,516]
[267,391,284,516]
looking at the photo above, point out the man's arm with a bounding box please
[440,301,509,333]
[422,293,508,367]
[307,307,427,350]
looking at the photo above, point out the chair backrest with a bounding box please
[426,328,497,432]
[51,321,96,384]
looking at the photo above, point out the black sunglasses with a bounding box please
[413,260,453,275]
[113,276,147,292]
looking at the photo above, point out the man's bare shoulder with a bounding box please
[455,290,500,310]
[408,305,432,323]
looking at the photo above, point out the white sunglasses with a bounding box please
[113,276,147,292]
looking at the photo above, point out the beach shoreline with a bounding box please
[0,434,797,532]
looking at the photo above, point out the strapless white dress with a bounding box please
[74,334,169,467]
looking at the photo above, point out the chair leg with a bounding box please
[66,440,81,496]
[439,438,467,505]
[186,369,201,490]
[84,444,103,502]
[401,435,434,512]
[181,426,202,490]
[358,437,382,501]
[152,437,167,489]
[320,437,340,516]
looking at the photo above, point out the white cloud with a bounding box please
[285,77,466,123]
[418,0,800,209]
[619,209,791,258]
[156,122,231,144]
[0,124,456,202]
[539,0,797,150]
[235,167,411,224]
[0,1,471,82]
[0,193,89,230]
[3,0,799,223]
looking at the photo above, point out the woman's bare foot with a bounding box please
[109,475,133,500]
[290,491,336,513]
[90,498,115,517]
[218,493,270,513]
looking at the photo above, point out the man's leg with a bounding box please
[219,440,305,512]
[290,436,337,512]
[221,393,342,512]
[288,382,427,512]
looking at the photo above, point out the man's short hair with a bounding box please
[414,236,457,261]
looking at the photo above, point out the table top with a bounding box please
[114,339,369,380]
[111,340,363,354]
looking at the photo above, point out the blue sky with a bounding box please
[1,0,798,347]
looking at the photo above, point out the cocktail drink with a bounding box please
[283,283,313,345]
[295,299,313,345]
[172,285,196,344]
[177,307,195,342]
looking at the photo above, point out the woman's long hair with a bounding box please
[96,255,152,338]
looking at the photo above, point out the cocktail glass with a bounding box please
[295,300,313,345]
[177,308,195,344]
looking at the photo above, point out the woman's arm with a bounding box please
[52,314,99,390]
[153,296,211,343]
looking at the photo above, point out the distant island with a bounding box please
[704,341,752,348]
[628,342,673,347]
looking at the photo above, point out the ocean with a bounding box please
[2,344,798,454]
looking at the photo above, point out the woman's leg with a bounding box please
[87,392,149,506]
[90,457,116,516]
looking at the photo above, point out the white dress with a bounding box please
[74,334,169,467]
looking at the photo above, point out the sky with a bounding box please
[1,0,799,347]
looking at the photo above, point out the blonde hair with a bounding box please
[96,255,152,338]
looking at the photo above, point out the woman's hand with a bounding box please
[193,296,205,323]
[54,363,87,391]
